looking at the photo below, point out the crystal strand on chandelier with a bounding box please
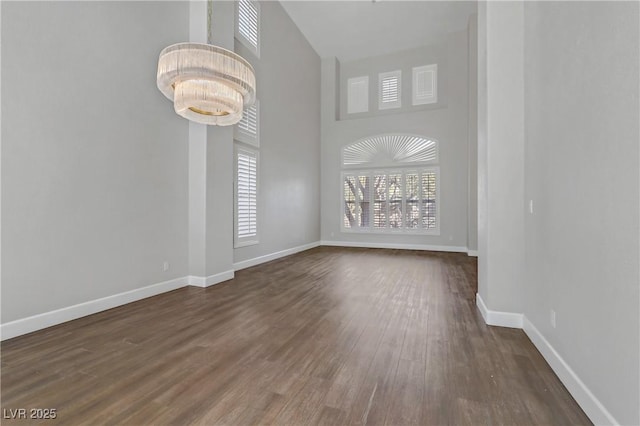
[156,43,256,125]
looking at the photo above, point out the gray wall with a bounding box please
[338,44,448,120]
[321,31,473,250]
[233,1,321,264]
[523,2,639,424]
[1,1,190,322]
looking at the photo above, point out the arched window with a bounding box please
[341,134,440,234]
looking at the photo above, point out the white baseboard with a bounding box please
[475,293,523,328]
[187,270,234,288]
[524,317,620,425]
[476,294,618,426]
[234,241,320,271]
[523,317,618,426]
[0,269,236,341]
[467,249,478,257]
[0,276,188,341]
[320,240,468,253]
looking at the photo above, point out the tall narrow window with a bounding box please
[373,174,388,229]
[357,175,370,228]
[405,172,420,229]
[235,146,259,247]
[343,176,357,229]
[388,173,403,229]
[421,171,437,229]
[236,0,260,57]
[234,101,260,147]
[378,70,401,110]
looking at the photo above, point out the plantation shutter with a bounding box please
[235,101,259,147]
[235,147,258,247]
[379,70,401,109]
[236,0,260,56]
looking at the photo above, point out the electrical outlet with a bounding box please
[550,309,556,328]
[330,232,334,237]
[529,199,534,214]
[163,261,170,272]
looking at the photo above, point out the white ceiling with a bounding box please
[280,1,477,62]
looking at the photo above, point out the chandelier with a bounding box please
[157,43,256,126]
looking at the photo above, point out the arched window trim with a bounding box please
[342,133,439,169]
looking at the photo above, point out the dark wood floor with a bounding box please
[1,247,590,425]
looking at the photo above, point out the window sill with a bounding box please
[234,240,259,249]
[340,228,441,236]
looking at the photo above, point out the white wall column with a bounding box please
[205,0,235,279]
[188,0,209,279]
[188,0,235,285]
[477,0,525,323]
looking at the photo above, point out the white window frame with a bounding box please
[234,144,259,248]
[235,0,260,58]
[378,70,402,110]
[234,100,260,147]
[340,167,440,235]
[412,64,438,105]
[347,75,369,114]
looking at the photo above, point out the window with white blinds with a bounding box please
[412,64,437,105]
[378,70,401,110]
[342,168,439,235]
[234,101,259,147]
[235,146,259,247]
[236,0,260,57]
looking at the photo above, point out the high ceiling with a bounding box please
[280,1,477,62]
